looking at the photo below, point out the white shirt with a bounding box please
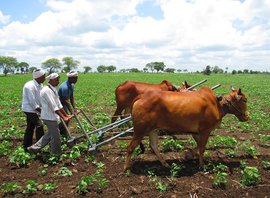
[40,84,63,121]
[22,80,43,113]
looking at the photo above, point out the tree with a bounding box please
[17,62,29,74]
[129,68,140,72]
[203,65,211,75]
[212,66,224,74]
[177,69,182,73]
[143,67,148,72]
[164,68,175,73]
[0,56,18,76]
[62,57,80,73]
[29,67,37,73]
[145,62,155,72]
[83,66,92,73]
[232,70,237,75]
[153,62,166,72]
[106,65,116,72]
[97,65,106,73]
[243,69,249,74]
[42,58,62,74]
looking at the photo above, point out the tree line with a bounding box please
[0,56,268,76]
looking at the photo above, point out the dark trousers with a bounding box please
[23,112,44,149]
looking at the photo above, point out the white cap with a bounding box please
[46,73,59,81]
[67,70,78,78]
[32,69,45,79]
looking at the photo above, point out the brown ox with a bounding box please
[111,80,192,123]
[124,87,249,171]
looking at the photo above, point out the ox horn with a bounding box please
[238,88,242,95]
[231,86,235,91]
[172,84,178,91]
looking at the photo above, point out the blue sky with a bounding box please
[0,0,269,72]
[0,0,48,24]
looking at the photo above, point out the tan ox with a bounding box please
[124,87,249,171]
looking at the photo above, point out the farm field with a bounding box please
[0,72,270,197]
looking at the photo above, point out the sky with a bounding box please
[0,0,270,72]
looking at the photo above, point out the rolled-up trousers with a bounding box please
[28,119,62,155]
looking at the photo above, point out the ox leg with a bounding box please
[124,136,143,171]
[111,105,124,123]
[149,131,170,168]
[198,132,210,168]
[192,134,199,156]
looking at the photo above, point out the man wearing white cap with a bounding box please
[58,70,78,136]
[22,69,46,150]
[27,73,72,155]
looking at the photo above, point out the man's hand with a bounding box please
[73,108,78,115]
[35,108,41,113]
[63,115,72,123]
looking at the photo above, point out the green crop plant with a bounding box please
[147,168,168,192]
[43,154,61,166]
[38,167,48,176]
[238,140,258,158]
[208,135,237,148]
[84,155,96,163]
[161,137,184,152]
[56,167,73,177]
[22,180,38,195]
[225,148,236,157]
[213,172,228,189]
[76,163,109,194]
[41,182,57,194]
[9,146,32,167]
[170,163,184,177]
[116,140,128,150]
[212,163,229,189]
[0,140,12,155]
[261,161,270,170]
[258,134,270,147]
[240,166,260,186]
[1,182,21,195]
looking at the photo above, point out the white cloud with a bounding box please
[0,11,10,24]
[0,0,270,72]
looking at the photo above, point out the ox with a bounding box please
[124,87,249,171]
[111,80,192,123]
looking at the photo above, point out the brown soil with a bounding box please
[0,129,270,198]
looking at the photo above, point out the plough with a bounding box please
[62,80,221,153]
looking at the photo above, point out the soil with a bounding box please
[0,129,270,198]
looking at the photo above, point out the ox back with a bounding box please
[111,80,176,123]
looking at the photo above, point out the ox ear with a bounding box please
[238,88,242,95]
[184,80,188,87]
[216,95,223,101]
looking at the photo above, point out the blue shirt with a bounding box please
[58,80,74,104]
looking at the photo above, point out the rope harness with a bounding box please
[224,97,245,117]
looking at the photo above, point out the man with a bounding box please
[22,69,45,150]
[58,70,78,136]
[27,73,71,155]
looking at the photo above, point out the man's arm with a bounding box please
[70,94,77,114]
[55,109,71,123]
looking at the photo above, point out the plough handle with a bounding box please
[187,79,207,90]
